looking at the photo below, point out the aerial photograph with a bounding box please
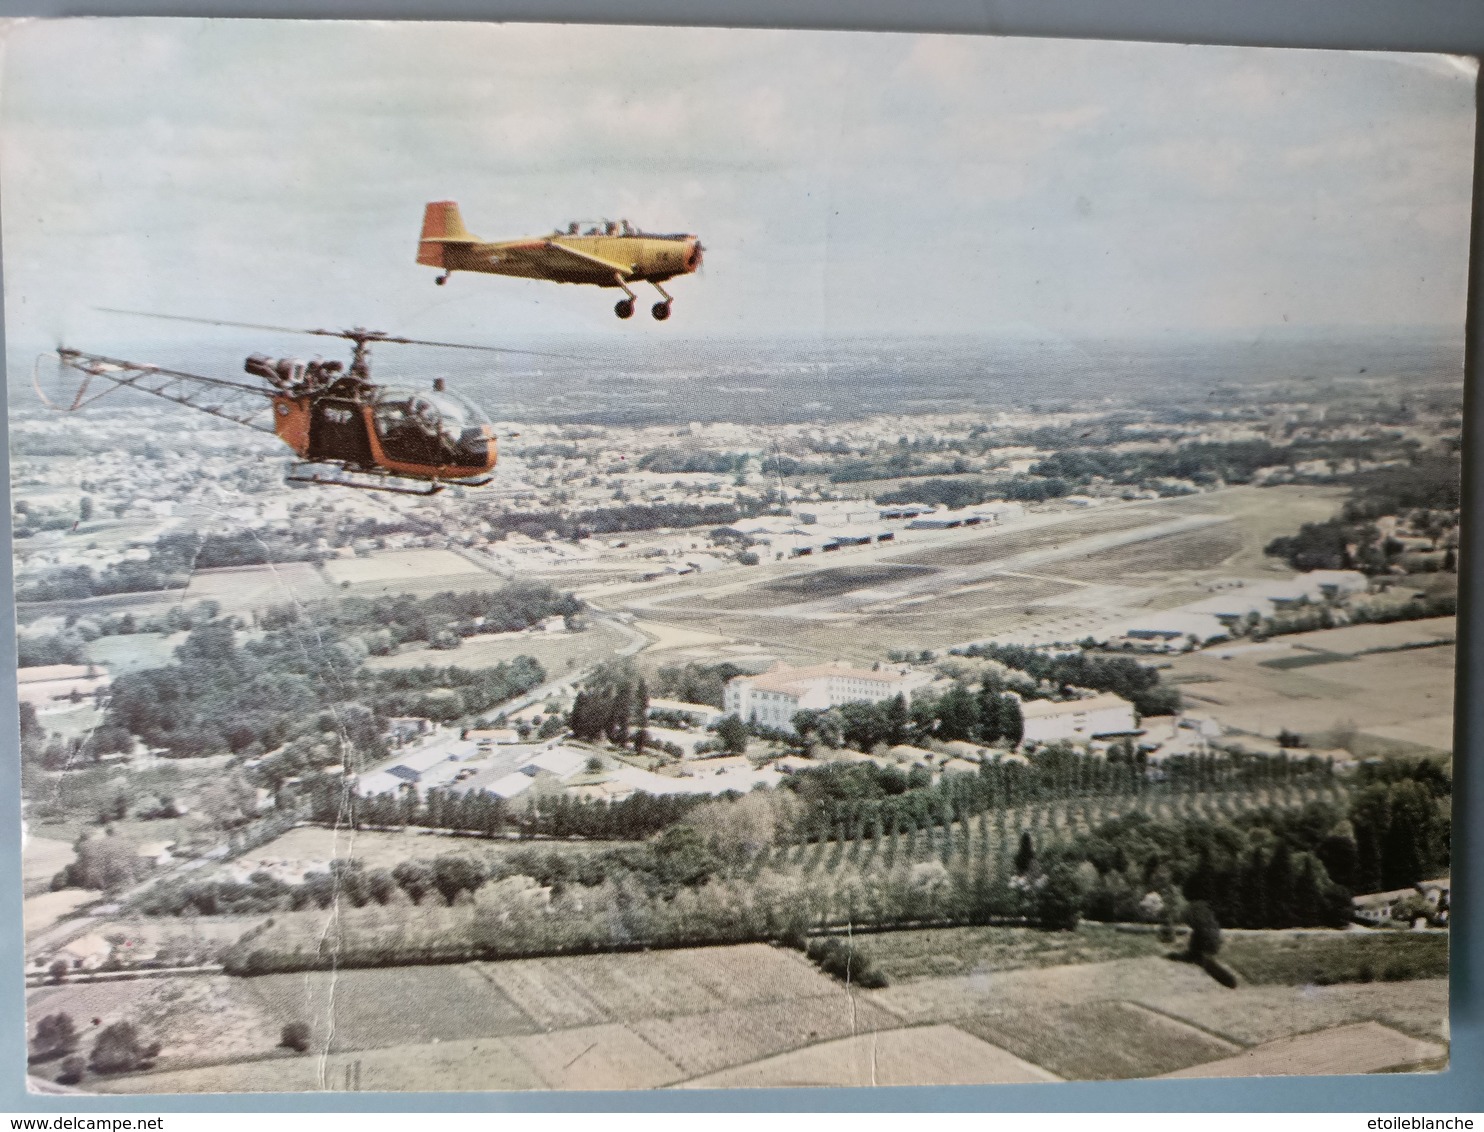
[2,20,1468,1093]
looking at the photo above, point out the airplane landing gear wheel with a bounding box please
[615,299,635,319]
[435,274,448,286]
[651,301,672,321]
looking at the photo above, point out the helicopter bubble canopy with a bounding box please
[372,384,492,466]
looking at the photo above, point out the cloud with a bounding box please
[0,20,1473,354]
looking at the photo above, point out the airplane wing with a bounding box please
[37,349,278,433]
[485,239,635,278]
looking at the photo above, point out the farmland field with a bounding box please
[22,889,96,938]
[21,835,75,896]
[27,975,278,1074]
[1167,632,1456,752]
[1218,929,1448,986]
[83,632,182,674]
[63,938,1451,1093]
[230,825,633,875]
[858,924,1167,983]
[320,548,486,586]
[1131,978,1449,1047]
[87,943,870,1093]
[244,964,536,1052]
[363,621,631,677]
[679,1023,1059,1088]
[633,996,900,1079]
[174,563,336,614]
[1161,1021,1446,1078]
[960,1000,1239,1080]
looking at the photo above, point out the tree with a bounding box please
[976,681,1003,744]
[652,824,719,888]
[716,714,749,756]
[1037,863,1082,931]
[62,833,146,892]
[432,854,485,904]
[48,959,69,983]
[1001,696,1024,746]
[1186,900,1223,960]
[391,860,434,904]
[280,1022,311,1053]
[883,693,910,747]
[1014,831,1037,875]
[56,1056,85,1085]
[88,1022,161,1075]
[632,676,650,755]
[935,683,979,742]
[31,1013,78,1061]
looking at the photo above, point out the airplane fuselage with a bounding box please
[445,233,701,286]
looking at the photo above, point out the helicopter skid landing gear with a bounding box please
[650,281,674,321]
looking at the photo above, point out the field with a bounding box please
[83,632,182,674]
[22,835,75,896]
[1160,1021,1446,1078]
[856,924,1167,983]
[960,1001,1239,1080]
[22,758,232,844]
[625,485,1350,659]
[50,925,1448,1094]
[363,621,631,678]
[701,563,940,611]
[1168,624,1456,752]
[891,508,1183,570]
[22,889,97,939]
[173,564,336,615]
[679,1024,1060,1089]
[85,943,898,1093]
[320,548,486,586]
[1135,978,1449,1047]
[1218,930,1448,986]
[228,825,632,874]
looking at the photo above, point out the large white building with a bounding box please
[724,661,935,731]
[1020,692,1139,745]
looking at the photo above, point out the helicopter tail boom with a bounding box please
[417,200,479,267]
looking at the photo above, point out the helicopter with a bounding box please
[35,312,569,496]
[417,200,704,321]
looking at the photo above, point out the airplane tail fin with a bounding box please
[417,201,478,267]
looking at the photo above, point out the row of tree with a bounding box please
[951,642,1181,717]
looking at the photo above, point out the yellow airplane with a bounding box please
[417,201,704,321]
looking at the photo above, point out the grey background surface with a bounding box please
[0,0,1479,1113]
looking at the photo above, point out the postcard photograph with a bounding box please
[1,19,1468,1094]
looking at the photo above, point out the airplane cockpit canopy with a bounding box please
[560,219,637,237]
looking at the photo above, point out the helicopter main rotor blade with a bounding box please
[96,308,591,361]
[370,333,588,361]
[96,308,343,339]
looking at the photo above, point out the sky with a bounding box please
[0,19,1476,358]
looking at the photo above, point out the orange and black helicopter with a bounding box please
[36,312,571,495]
